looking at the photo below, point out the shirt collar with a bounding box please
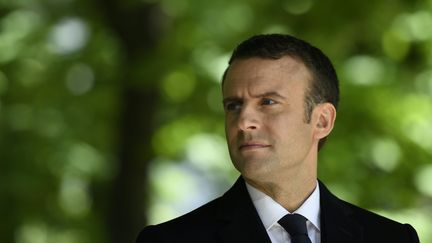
[245,181,321,231]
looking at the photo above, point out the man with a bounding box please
[136,34,420,243]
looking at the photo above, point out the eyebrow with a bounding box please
[254,91,287,100]
[222,91,287,104]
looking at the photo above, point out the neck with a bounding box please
[244,141,320,212]
[246,175,316,212]
[244,155,318,212]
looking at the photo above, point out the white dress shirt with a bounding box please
[245,181,321,243]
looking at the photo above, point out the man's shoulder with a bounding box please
[160,196,222,225]
[136,178,258,243]
[339,197,407,226]
[136,197,221,242]
[320,181,420,242]
[343,199,419,242]
[137,196,222,239]
[136,185,240,243]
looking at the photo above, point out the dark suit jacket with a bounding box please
[136,177,420,243]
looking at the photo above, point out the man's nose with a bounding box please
[237,107,259,131]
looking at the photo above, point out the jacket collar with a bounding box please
[216,177,272,243]
[319,180,363,243]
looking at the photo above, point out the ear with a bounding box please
[312,103,336,140]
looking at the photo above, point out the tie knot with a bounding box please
[278,213,308,235]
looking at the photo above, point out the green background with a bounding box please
[0,0,431,242]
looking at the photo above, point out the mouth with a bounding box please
[239,142,271,151]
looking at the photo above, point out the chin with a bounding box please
[239,160,273,181]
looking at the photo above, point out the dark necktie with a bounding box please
[278,213,312,243]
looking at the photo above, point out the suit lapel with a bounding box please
[214,178,364,243]
[216,177,272,243]
[319,181,363,243]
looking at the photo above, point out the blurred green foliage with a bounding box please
[1,0,431,243]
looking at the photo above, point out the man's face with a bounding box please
[223,56,320,183]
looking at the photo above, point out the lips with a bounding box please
[239,142,270,150]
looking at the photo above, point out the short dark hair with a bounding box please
[222,34,339,150]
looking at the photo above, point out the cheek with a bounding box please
[265,113,311,140]
[263,113,289,131]
[225,119,237,141]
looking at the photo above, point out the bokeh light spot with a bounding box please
[152,117,203,157]
[186,133,231,173]
[392,11,432,42]
[161,70,196,102]
[0,10,41,63]
[415,70,432,96]
[65,63,95,95]
[222,4,253,32]
[160,0,190,17]
[371,138,401,172]
[58,175,91,217]
[49,17,89,55]
[192,43,229,82]
[15,221,47,243]
[398,95,432,152]
[66,142,105,178]
[148,162,215,224]
[343,55,385,85]
[406,11,432,41]
[382,29,410,60]
[283,0,314,15]
[414,165,432,197]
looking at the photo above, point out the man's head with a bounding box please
[222,34,339,150]
[222,34,338,183]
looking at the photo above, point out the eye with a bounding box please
[224,101,242,111]
[261,98,276,105]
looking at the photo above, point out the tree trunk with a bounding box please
[94,1,165,242]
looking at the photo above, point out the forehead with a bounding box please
[222,56,312,97]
